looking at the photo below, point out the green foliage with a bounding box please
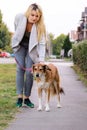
[5,45,13,53]
[48,33,54,41]
[73,40,87,72]
[0,10,2,23]
[0,10,11,50]
[53,34,66,55]
[63,34,72,57]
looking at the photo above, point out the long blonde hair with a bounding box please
[25,3,46,42]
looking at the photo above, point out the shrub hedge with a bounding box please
[73,40,87,72]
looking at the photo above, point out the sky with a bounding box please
[0,0,87,37]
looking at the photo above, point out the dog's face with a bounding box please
[32,63,51,78]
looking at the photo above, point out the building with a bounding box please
[70,30,78,42]
[77,7,87,41]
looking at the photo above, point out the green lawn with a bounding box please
[0,64,18,130]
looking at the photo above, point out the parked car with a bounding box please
[0,51,11,58]
[68,49,73,58]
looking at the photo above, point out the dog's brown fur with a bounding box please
[32,63,64,111]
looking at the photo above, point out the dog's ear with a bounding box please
[43,65,51,72]
[32,64,35,72]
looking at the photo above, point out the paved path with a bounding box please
[0,58,15,64]
[5,61,87,130]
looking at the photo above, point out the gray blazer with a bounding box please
[12,13,46,63]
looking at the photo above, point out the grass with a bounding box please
[0,64,18,130]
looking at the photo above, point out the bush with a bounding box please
[73,40,87,72]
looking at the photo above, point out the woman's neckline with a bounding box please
[26,21,33,32]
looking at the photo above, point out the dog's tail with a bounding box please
[50,86,65,96]
[59,87,65,94]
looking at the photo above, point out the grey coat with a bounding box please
[12,13,46,63]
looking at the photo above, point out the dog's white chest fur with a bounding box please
[37,76,50,89]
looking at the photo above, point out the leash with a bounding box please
[15,58,32,72]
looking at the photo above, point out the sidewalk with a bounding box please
[5,61,87,130]
[0,57,15,64]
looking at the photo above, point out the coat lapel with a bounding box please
[29,24,38,53]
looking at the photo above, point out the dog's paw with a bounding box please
[45,107,50,112]
[37,107,42,111]
[57,104,62,108]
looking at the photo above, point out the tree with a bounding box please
[0,10,2,23]
[63,34,72,57]
[0,10,11,50]
[53,34,66,56]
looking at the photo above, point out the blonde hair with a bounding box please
[25,3,46,42]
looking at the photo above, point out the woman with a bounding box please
[12,3,46,107]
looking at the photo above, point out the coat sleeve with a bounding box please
[11,14,27,52]
[37,35,46,62]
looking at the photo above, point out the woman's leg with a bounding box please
[24,53,34,97]
[15,47,26,98]
[24,52,34,108]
